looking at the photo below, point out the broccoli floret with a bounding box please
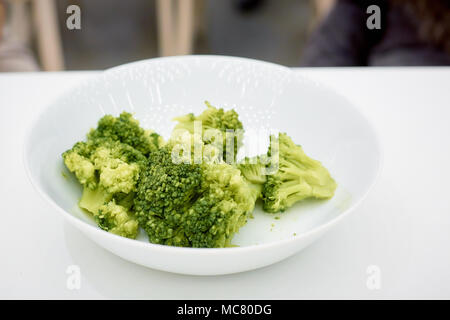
[262,133,337,213]
[78,186,139,239]
[173,101,243,134]
[78,185,112,214]
[62,113,156,239]
[172,101,244,163]
[63,140,145,193]
[88,112,163,156]
[95,201,139,238]
[238,134,337,213]
[237,156,267,202]
[113,191,136,210]
[63,146,97,188]
[134,144,255,248]
[91,145,141,194]
[184,163,255,247]
[134,144,201,246]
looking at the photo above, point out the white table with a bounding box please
[1,68,449,299]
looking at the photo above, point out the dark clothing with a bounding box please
[301,0,450,66]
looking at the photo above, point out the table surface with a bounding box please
[1,67,449,299]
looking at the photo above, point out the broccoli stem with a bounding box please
[79,186,112,215]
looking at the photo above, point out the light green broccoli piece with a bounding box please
[78,185,112,214]
[62,112,160,239]
[237,156,267,203]
[262,133,337,213]
[172,101,244,163]
[63,150,96,188]
[91,146,140,194]
[95,201,139,238]
[78,186,138,238]
[62,141,97,188]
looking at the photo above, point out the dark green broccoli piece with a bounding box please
[261,133,337,213]
[88,112,163,156]
[134,143,255,248]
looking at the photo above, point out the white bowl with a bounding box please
[24,56,381,275]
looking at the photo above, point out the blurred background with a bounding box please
[0,0,448,72]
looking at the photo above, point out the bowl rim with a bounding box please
[23,55,383,254]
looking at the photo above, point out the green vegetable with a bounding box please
[62,105,337,247]
[237,156,267,203]
[134,141,256,248]
[88,112,163,156]
[261,133,337,213]
[172,101,244,163]
[62,112,163,239]
[96,201,139,238]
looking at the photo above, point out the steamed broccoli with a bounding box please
[62,106,337,247]
[96,201,139,238]
[88,112,163,156]
[78,185,112,214]
[172,101,244,163]
[62,112,162,238]
[134,142,255,248]
[62,141,97,188]
[261,133,337,213]
[237,156,267,203]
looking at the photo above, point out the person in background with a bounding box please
[302,0,450,66]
